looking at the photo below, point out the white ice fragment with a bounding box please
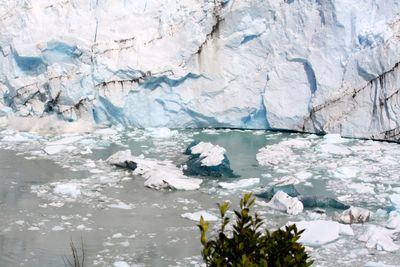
[389,194,400,209]
[333,207,372,224]
[52,226,65,231]
[15,220,25,225]
[295,171,312,180]
[190,142,226,166]
[266,191,303,215]
[76,224,86,230]
[53,183,81,198]
[112,233,123,238]
[364,262,396,267]
[347,183,375,194]
[145,127,178,138]
[333,166,359,179]
[358,225,400,252]
[108,202,132,210]
[48,202,64,208]
[322,134,348,144]
[28,226,40,231]
[289,220,341,246]
[272,176,300,186]
[113,261,130,267]
[2,132,40,142]
[181,211,218,222]
[317,143,352,155]
[107,150,202,191]
[218,178,260,189]
[256,144,293,166]
[95,128,120,136]
[44,145,76,155]
[120,240,130,247]
[47,135,85,146]
[386,212,400,230]
[339,224,354,236]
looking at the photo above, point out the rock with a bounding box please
[287,220,353,247]
[298,196,350,210]
[333,207,372,224]
[266,191,303,215]
[183,141,236,178]
[358,225,400,252]
[256,184,300,200]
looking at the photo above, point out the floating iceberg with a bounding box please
[183,141,236,178]
[107,150,202,190]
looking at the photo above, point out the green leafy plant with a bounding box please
[198,193,313,267]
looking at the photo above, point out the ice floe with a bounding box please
[181,211,219,222]
[288,220,354,247]
[107,150,202,190]
[53,183,82,198]
[218,178,260,190]
[358,225,400,252]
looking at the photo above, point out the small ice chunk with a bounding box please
[386,212,400,230]
[44,145,76,155]
[358,225,400,252]
[181,211,218,222]
[334,166,359,179]
[389,194,400,209]
[322,134,348,144]
[112,233,124,239]
[257,144,293,166]
[95,127,120,136]
[47,135,84,146]
[266,191,303,215]
[295,171,312,180]
[2,132,39,142]
[317,143,352,155]
[108,202,132,210]
[53,183,81,198]
[52,226,65,231]
[113,261,130,267]
[333,207,371,224]
[272,176,300,186]
[15,220,25,225]
[347,183,375,194]
[218,178,260,189]
[28,226,40,231]
[145,127,178,138]
[364,262,396,267]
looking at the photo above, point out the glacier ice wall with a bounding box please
[1,0,400,140]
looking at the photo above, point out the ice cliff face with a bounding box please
[1,0,400,140]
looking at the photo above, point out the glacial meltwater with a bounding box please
[0,128,400,267]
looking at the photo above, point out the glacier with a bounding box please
[1,0,400,140]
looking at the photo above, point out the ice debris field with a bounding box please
[0,127,400,266]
